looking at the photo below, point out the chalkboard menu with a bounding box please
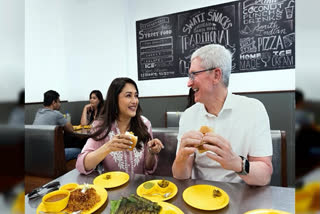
[238,0,295,72]
[136,0,295,80]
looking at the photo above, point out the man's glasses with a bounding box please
[188,67,216,81]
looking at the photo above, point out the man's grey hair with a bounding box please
[191,44,232,87]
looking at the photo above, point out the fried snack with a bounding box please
[110,194,161,214]
[125,131,138,151]
[65,188,100,212]
[198,125,214,153]
[157,178,169,188]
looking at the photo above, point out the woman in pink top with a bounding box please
[76,77,163,175]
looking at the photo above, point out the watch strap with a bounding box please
[237,155,249,175]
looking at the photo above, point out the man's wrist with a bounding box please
[236,156,243,173]
[236,156,250,175]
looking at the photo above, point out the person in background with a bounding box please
[76,77,164,175]
[172,44,273,186]
[80,90,104,126]
[8,90,24,126]
[33,90,79,161]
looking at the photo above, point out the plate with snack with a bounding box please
[93,171,130,188]
[110,194,183,214]
[37,184,108,214]
[136,179,178,202]
[182,184,229,211]
[73,125,92,131]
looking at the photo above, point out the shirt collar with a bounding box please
[200,90,233,117]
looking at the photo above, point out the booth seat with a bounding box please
[25,125,76,178]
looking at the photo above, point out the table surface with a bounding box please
[25,169,295,214]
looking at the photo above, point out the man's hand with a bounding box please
[172,130,203,179]
[177,130,203,159]
[202,132,242,172]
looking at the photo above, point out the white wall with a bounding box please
[295,0,320,100]
[25,0,128,102]
[127,0,295,97]
[25,0,320,101]
[25,0,67,102]
[0,0,24,102]
[62,0,128,101]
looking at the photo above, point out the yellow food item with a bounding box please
[198,126,214,153]
[126,131,138,151]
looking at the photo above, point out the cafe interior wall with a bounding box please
[25,0,129,103]
[295,0,320,101]
[0,0,24,103]
[23,0,320,186]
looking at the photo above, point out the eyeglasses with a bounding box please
[188,67,216,81]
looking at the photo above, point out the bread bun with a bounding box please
[198,126,214,153]
[125,131,138,151]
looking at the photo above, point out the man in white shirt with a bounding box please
[172,44,273,186]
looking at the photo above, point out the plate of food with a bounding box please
[244,209,291,214]
[93,171,130,188]
[36,184,108,214]
[73,125,92,131]
[110,194,183,214]
[182,184,229,211]
[136,179,178,202]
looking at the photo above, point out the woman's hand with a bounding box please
[147,138,164,155]
[104,134,133,153]
[85,103,94,112]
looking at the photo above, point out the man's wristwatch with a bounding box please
[237,156,250,175]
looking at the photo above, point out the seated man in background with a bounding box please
[172,44,273,186]
[33,90,79,161]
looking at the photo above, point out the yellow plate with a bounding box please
[182,184,229,211]
[73,125,82,131]
[158,202,183,214]
[73,125,91,130]
[244,209,291,214]
[93,171,130,188]
[136,179,178,202]
[36,184,108,214]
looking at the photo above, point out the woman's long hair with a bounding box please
[88,90,104,124]
[90,78,151,150]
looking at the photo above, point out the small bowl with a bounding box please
[156,179,171,193]
[42,190,70,212]
[60,183,79,192]
[142,181,156,194]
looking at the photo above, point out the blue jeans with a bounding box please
[64,148,81,161]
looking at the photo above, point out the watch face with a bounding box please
[244,159,250,174]
[238,156,249,175]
